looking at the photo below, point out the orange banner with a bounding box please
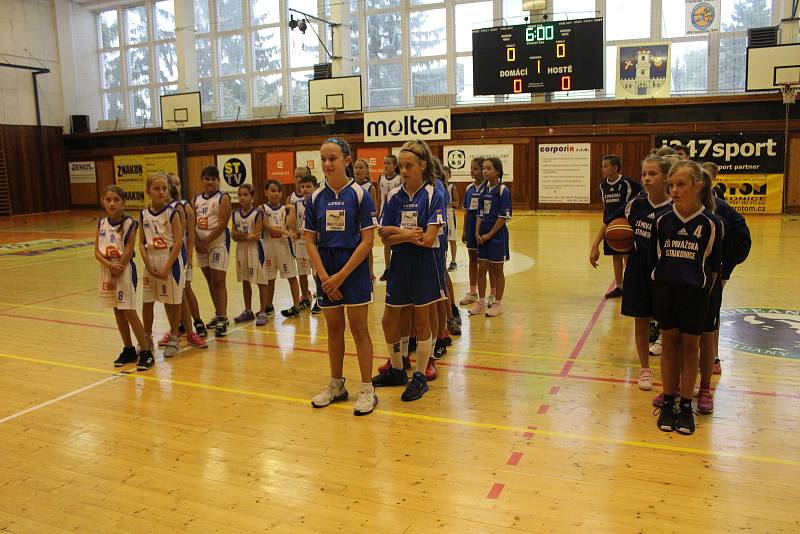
[266,152,295,184]
[357,147,389,183]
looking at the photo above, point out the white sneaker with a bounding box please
[649,338,662,356]
[467,300,485,316]
[311,379,348,408]
[353,386,378,416]
[638,368,653,391]
[486,302,503,317]
[459,293,477,305]
[487,295,495,307]
[163,336,179,358]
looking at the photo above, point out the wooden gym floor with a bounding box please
[0,210,798,533]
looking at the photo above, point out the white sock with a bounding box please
[387,342,403,369]
[416,338,432,373]
[400,336,410,358]
[361,382,375,395]
[331,377,345,389]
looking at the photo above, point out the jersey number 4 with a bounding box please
[693,226,703,238]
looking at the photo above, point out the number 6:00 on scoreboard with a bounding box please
[471,17,604,96]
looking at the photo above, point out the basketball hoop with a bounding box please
[322,106,339,127]
[778,82,799,105]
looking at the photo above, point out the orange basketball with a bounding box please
[605,217,634,253]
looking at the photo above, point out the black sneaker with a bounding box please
[178,321,186,335]
[448,261,457,271]
[264,305,275,316]
[298,298,311,310]
[648,320,660,344]
[675,401,696,435]
[281,306,300,318]
[442,336,452,347]
[379,270,388,281]
[194,320,208,338]
[433,339,447,360]
[401,371,429,402]
[214,318,228,337]
[311,301,322,314]
[136,350,155,371]
[654,399,677,432]
[372,366,409,387]
[408,337,417,354]
[206,316,220,329]
[114,346,138,367]
[447,318,461,336]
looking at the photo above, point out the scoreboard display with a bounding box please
[472,18,604,95]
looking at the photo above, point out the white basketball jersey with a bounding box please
[262,203,288,239]
[98,216,136,261]
[379,174,402,211]
[294,199,307,233]
[141,206,178,251]
[194,191,225,240]
[233,208,261,235]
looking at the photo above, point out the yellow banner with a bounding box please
[713,173,783,215]
[113,153,179,209]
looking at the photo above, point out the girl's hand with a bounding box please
[322,272,344,294]
[589,247,600,268]
[476,234,484,245]
[146,264,161,278]
[196,239,207,253]
[157,267,171,280]
[110,262,125,275]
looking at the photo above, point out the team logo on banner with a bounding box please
[447,150,466,170]
[216,153,253,202]
[686,0,720,35]
[720,308,800,360]
[222,157,247,188]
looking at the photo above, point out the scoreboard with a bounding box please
[472,18,604,95]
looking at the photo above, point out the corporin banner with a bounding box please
[443,145,514,183]
[216,153,253,202]
[537,143,592,204]
[113,152,178,209]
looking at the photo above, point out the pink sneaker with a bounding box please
[467,300,485,315]
[186,332,208,348]
[652,393,664,407]
[157,332,172,347]
[697,388,714,414]
[486,302,503,317]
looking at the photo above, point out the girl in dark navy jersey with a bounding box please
[653,160,723,435]
[306,137,378,416]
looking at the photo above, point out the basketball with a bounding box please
[605,217,634,253]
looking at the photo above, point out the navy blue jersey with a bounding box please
[624,195,672,267]
[600,176,643,224]
[304,180,376,250]
[381,183,446,252]
[713,197,751,278]
[435,179,449,245]
[478,183,512,233]
[463,182,485,213]
[651,206,724,288]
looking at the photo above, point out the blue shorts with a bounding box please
[477,226,510,263]
[435,245,448,297]
[464,212,478,250]
[621,253,655,318]
[315,248,373,308]
[386,247,446,307]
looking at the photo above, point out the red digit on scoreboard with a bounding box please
[561,75,572,91]
[513,78,523,93]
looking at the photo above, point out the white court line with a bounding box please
[0,250,92,271]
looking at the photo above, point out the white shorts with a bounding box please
[236,240,267,284]
[293,238,313,277]
[264,237,297,280]
[185,264,194,283]
[143,250,185,305]
[447,207,457,238]
[196,232,230,272]
[98,263,137,311]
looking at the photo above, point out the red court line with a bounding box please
[0,313,116,331]
[507,452,523,466]
[523,426,536,439]
[0,287,95,313]
[486,483,505,499]
[537,404,550,415]
[559,282,615,377]
[549,386,560,395]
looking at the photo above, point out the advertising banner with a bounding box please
[357,147,389,183]
[443,145,514,183]
[295,150,325,185]
[68,161,96,184]
[364,108,451,143]
[537,143,592,203]
[216,153,253,202]
[266,152,295,185]
[685,0,720,35]
[113,152,178,209]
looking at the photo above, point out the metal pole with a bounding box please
[32,72,49,212]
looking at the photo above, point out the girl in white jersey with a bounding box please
[354,158,379,279]
[288,174,320,313]
[232,184,269,326]
[288,166,311,205]
[261,180,302,318]
[139,173,185,369]
[193,165,232,337]
[378,154,401,281]
[95,185,152,370]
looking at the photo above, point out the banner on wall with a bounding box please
[216,153,253,202]
[656,133,785,214]
[266,152,295,185]
[113,152,178,209]
[357,148,389,183]
[443,145,514,183]
[685,0,720,35]
[295,150,325,185]
[616,42,671,99]
[537,143,592,204]
[364,109,451,143]
[68,161,96,184]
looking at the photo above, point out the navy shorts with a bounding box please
[621,254,655,318]
[477,226,510,263]
[702,278,724,333]
[386,247,446,307]
[603,238,627,256]
[464,213,478,250]
[654,283,710,336]
[435,245,448,297]
[315,248,373,308]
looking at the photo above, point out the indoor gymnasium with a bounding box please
[1,0,799,531]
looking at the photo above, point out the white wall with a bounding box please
[0,0,65,127]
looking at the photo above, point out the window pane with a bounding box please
[291,70,312,113]
[289,0,317,16]
[194,0,210,33]
[220,78,247,117]
[159,85,179,95]
[412,59,447,99]
[410,9,446,56]
[253,28,281,71]
[289,23,320,68]
[605,45,616,97]
[197,38,212,77]
[125,6,148,45]
[721,0,771,30]
[130,87,152,125]
[252,0,279,25]
[606,0,650,41]
[368,13,402,59]
[411,0,442,5]
[366,0,400,8]
[99,10,119,49]
[154,1,176,40]
[719,35,746,91]
[127,47,150,85]
[255,74,283,106]
[368,62,402,108]
[103,91,124,119]
[661,0,685,38]
[455,2,493,53]
[156,42,178,83]
[671,40,708,94]
[199,78,215,111]
[217,0,243,31]
[502,0,527,24]
[101,51,121,89]
[552,0,595,21]
[219,34,245,76]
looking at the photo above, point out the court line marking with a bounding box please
[0,350,798,467]
[0,288,95,314]
[560,282,614,377]
[0,250,93,270]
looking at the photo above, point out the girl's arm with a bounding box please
[418,223,441,248]
[252,212,264,241]
[481,218,507,242]
[286,204,297,234]
[589,223,607,268]
[94,224,115,269]
[158,215,184,279]
[382,226,423,247]
[451,186,459,208]
[475,216,483,244]
[184,203,196,266]
[231,218,244,241]
[116,221,138,271]
[369,186,379,212]
[139,220,157,276]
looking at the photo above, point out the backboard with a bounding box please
[160,91,203,130]
[746,43,800,91]
[308,75,363,114]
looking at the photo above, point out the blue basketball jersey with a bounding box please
[463,181,485,213]
[304,179,376,249]
[435,179,449,243]
[600,176,643,224]
[381,182,446,252]
[478,183,512,233]
[624,195,672,267]
[651,206,724,288]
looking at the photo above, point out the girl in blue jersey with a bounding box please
[372,140,447,402]
[460,157,485,305]
[354,158,379,279]
[306,137,378,416]
[95,185,152,369]
[653,161,723,435]
[471,158,512,317]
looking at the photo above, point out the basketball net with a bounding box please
[322,107,339,127]
[778,82,798,105]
